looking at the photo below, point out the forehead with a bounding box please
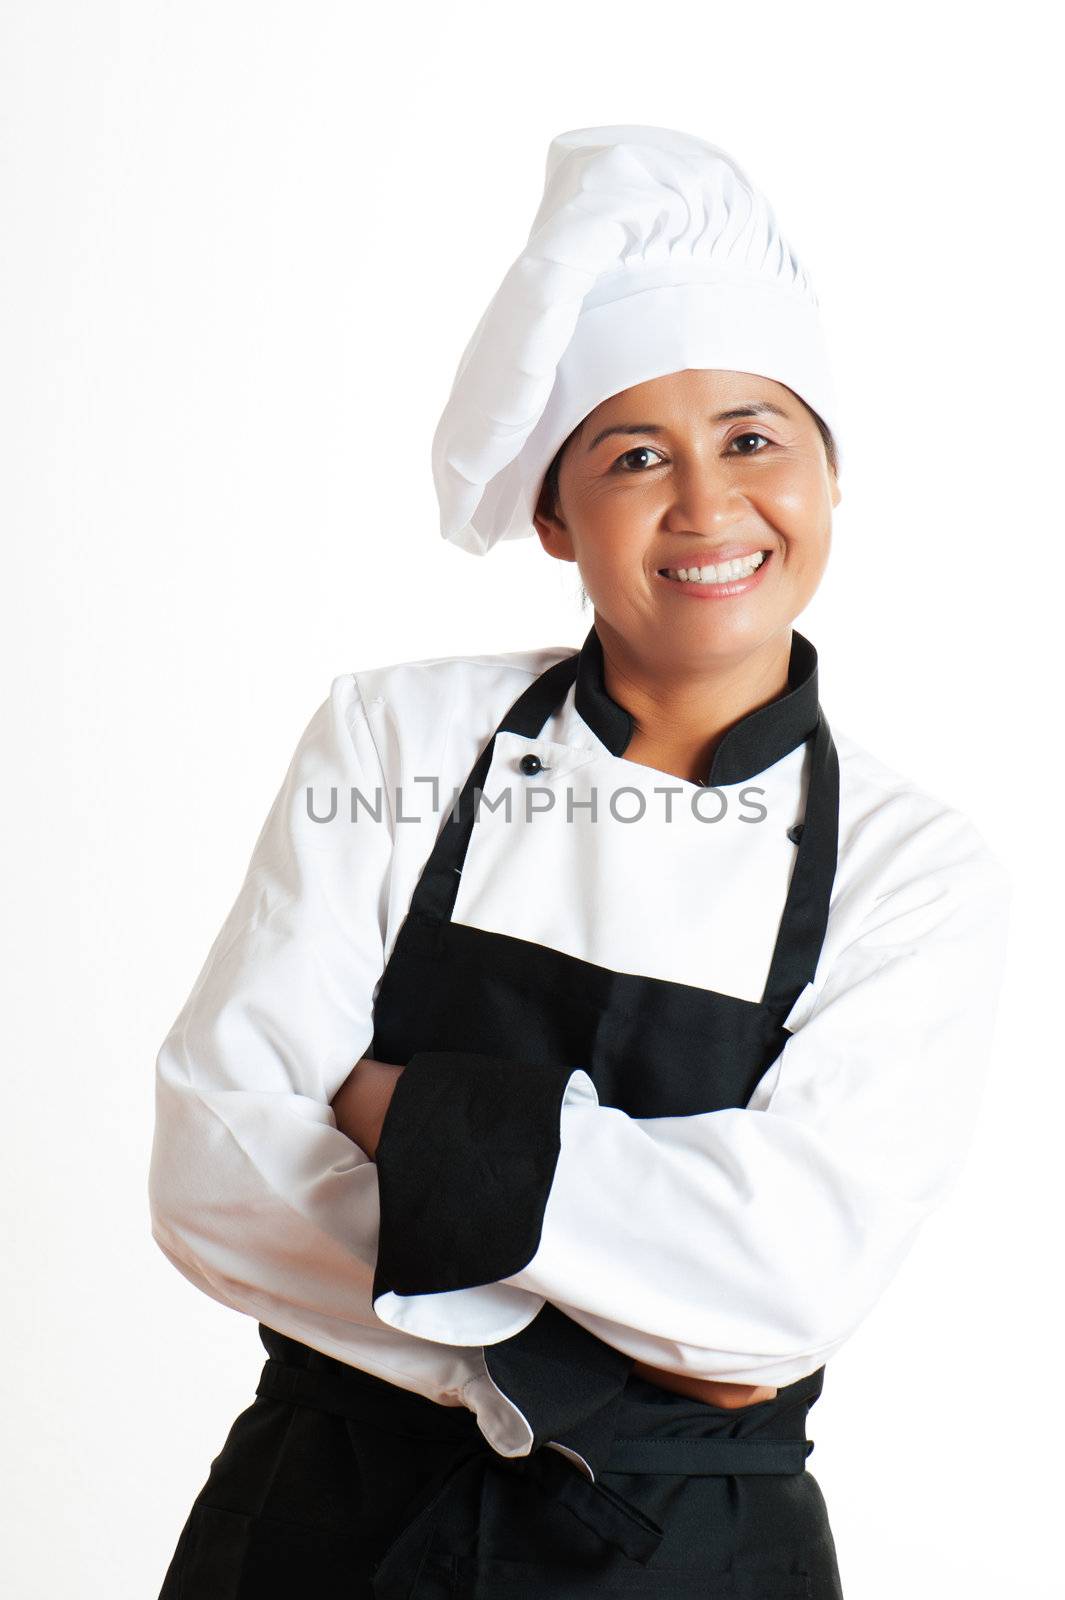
[582,369,795,428]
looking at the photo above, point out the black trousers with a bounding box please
[158,1326,843,1598]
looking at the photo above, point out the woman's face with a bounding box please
[533,368,840,667]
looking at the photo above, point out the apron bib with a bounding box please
[160,646,845,1600]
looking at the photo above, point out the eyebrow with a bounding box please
[585,401,791,454]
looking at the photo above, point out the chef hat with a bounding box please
[431,124,841,556]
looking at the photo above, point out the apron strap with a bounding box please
[365,1431,813,1598]
[256,1350,812,1599]
[408,652,579,928]
[606,1436,814,1475]
[407,645,839,1021]
[759,708,840,1018]
[365,1444,664,1599]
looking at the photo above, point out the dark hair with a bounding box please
[537,398,839,520]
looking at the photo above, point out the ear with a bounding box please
[532,491,578,564]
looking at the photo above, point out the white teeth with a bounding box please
[663,551,767,584]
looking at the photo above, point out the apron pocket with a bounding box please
[168,1502,252,1600]
[728,1570,812,1599]
[447,1553,811,1598]
[173,1501,375,1596]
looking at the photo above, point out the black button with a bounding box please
[786,822,804,844]
[519,753,544,775]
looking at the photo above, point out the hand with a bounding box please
[630,1358,777,1410]
[330,1056,405,1160]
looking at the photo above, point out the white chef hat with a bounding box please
[431,123,841,557]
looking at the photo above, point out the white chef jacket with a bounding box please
[148,639,1013,1459]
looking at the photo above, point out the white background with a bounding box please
[3,3,1061,1595]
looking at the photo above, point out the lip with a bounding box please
[657,543,771,568]
[654,548,774,600]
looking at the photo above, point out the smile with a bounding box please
[655,550,772,595]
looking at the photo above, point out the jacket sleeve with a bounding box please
[147,674,550,1355]
[370,808,1014,1386]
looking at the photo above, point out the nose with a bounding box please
[661,455,748,532]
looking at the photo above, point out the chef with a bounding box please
[151,125,1013,1598]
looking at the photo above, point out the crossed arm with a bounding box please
[329,1054,779,1409]
[151,675,1012,1411]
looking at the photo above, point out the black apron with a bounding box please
[159,643,844,1600]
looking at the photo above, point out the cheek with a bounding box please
[766,483,832,547]
[790,536,832,608]
[766,477,821,519]
[789,532,831,583]
[576,518,651,574]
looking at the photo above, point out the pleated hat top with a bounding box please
[431,123,841,556]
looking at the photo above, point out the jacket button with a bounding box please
[519,753,544,775]
[787,822,804,844]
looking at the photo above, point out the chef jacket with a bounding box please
[148,627,1013,1462]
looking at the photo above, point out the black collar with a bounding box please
[573,623,821,785]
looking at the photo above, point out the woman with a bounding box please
[151,126,1012,1598]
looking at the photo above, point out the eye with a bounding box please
[614,445,666,472]
[729,431,772,455]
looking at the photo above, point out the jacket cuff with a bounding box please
[483,1301,635,1464]
[371,1050,590,1302]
